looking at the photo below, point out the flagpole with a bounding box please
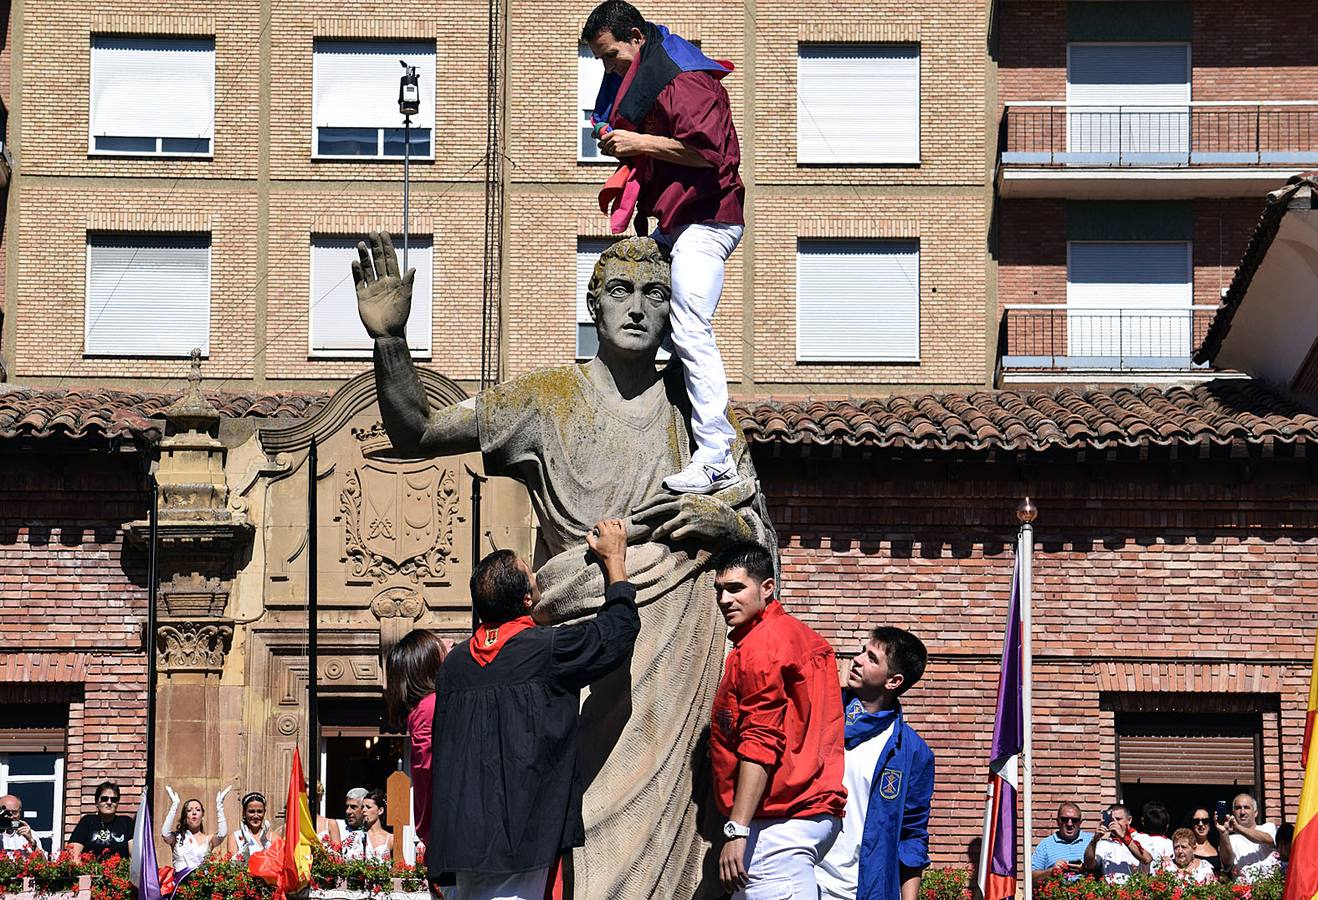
[144,474,160,827]
[307,436,319,815]
[1017,497,1037,899]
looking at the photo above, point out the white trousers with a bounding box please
[449,867,549,900]
[732,814,842,900]
[651,222,743,466]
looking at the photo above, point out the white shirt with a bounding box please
[1095,838,1140,883]
[1135,833,1174,873]
[171,832,210,871]
[816,721,896,899]
[1229,823,1279,882]
[1,829,43,855]
[1154,856,1216,884]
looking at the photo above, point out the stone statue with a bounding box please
[355,231,775,898]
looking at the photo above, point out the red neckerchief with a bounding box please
[469,616,536,667]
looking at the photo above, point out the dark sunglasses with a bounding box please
[1058,816,1081,824]
[98,796,119,804]
[1192,817,1211,824]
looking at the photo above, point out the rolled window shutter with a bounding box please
[313,40,436,130]
[1067,241,1192,357]
[797,45,920,164]
[85,235,211,356]
[576,238,612,358]
[578,45,603,113]
[90,37,215,140]
[796,240,920,362]
[310,236,432,355]
[1067,44,1190,153]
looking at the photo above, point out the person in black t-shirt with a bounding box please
[66,781,133,860]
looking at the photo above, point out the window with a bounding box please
[0,704,67,857]
[577,45,608,163]
[89,36,215,156]
[1067,241,1192,361]
[576,238,612,358]
[797,44,919,164]
[1066,43,1190,156]
[85,234,211,357]
[310,235,432,357]
[796,240,920,362]
[312,40,436,159]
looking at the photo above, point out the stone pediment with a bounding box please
[258,368,468,456]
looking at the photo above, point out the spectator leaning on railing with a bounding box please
[1154,828,1215,884]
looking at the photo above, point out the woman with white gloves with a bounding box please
[159,785,232,871]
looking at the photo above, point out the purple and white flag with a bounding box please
[977,553,1023,900]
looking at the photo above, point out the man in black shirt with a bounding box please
[428,518,640,900]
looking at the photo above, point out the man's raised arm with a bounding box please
[354,231,479,457]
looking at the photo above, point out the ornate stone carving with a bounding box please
[371,585,427,662]
[340,462,459,584]
[156,619,234,672]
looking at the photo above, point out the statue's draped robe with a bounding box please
[475,363,774,900]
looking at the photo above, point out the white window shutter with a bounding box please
[797,45,920,164]
[578,45,603,113]
[90,37,215,140]
[310,236,432,356]
[1067,241,1193,358]
[85,235,211,356]
[313,40,436,130]
[796,240,920,362]
[1067,44,1190,153]
[576,238,613,358]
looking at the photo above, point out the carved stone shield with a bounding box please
[341,461,459,584]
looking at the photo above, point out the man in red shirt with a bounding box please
[708,541,847,898]
[582,0,746,495]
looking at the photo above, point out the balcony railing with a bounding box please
[999,305,1219,372]
[1002,102,1318,167]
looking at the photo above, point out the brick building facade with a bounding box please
[3,0,1318,883]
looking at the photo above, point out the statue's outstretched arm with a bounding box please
[357,231,479,457]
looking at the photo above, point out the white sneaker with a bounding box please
[663,460,743,494]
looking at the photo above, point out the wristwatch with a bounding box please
[723,820,751,840]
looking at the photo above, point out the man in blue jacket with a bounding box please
[817,627,935,900]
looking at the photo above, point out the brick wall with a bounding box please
[0,450,149,840]
[996,198,1261,310]
[759,451,1318,866]
[8,0,994,391]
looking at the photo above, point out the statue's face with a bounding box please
[589,256,671,358]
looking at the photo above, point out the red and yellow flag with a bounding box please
[1284,632,1318,900]
[249,747,321,900]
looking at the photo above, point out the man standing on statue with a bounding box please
[582,0,746,495]
[708,542,846,898]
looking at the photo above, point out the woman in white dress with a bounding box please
[343,789,393,863]
[159,786,231,872]
[223,792,277,861]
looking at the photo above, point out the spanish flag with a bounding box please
[1285,631,1318,900]
[250,748,321,899]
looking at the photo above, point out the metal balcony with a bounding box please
[998,102,1318,198]
[998,305,1228,383]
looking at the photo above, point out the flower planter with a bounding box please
[8,873,92,900]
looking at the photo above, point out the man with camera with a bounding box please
[1,795,46,857]
[1084,803,1151,883]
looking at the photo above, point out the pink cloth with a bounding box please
[408,693,436,842]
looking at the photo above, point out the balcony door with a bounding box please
[1067,43,1190,158]
[1067,241,1193,364]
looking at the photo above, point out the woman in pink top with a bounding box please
[385,629,448,857]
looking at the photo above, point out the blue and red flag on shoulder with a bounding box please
[977,553,1024,900]
[588,22,732,233]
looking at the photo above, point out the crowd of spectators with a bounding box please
[1032,794,1289,886]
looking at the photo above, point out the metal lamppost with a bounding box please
[398,61,421,273]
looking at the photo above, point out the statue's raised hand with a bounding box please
[354,231,415,340]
